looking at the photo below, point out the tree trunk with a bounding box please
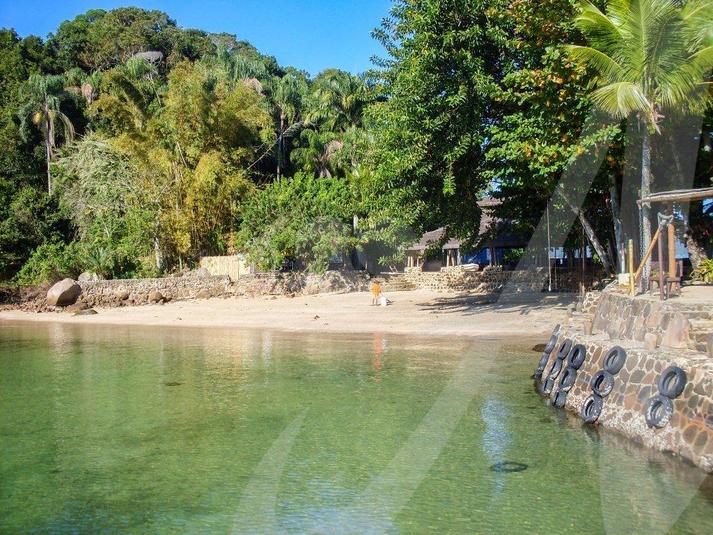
[577,211,614,275]
[560,190,615,274]
[277,115,285,179]
[45,110,53,194]
[640,120,653,290]
[686,231,709,270]
[609,182,625,272]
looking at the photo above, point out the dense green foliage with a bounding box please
[0,2,710,284]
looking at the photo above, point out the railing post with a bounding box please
[628,239,635,296]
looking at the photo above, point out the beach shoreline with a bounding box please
[0,290,575,339]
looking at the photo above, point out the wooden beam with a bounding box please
[639,186,713,205]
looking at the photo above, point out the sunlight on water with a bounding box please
[1,322,712,534]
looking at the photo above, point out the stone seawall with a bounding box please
[79,276,232,307]
[231,270,370,296]
[400,268,542,293]
[75,271,369,308]
[536,289,713,472]
[382,267,603,294]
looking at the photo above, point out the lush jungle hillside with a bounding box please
[0,2,711,284]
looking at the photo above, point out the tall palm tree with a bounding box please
[565,0,713,283]
[20,74,76,194]
[291,129,343,178]
[270,72,308,178]
[307,70,370,133]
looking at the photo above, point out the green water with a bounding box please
[1,322,713,534]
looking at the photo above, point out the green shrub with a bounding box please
[691,259,713,283]
[14,241,83,286]
[237,173,359,273]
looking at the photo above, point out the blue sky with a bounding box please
[0,0,392,75]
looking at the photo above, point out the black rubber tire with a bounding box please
[553,390,567,408]
[543,377,555,395]
[567,344,587,370]
[580,394,603,424]
[537,353,551,371]
[556,339,573,361]
[645,394,673,429]
[603,346,627,375]
[547,358,563,380]
[558,367,577,393]
[658,366,687,399]
[544,334,558,354]
[591,370,615,397]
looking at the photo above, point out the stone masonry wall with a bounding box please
[536,290,713,472]
[231,270,370,296]
[78,276,232,307]
[592,289,712,352]
[400,267,545,293]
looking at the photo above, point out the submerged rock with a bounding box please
[73,308,98,316]
[46,279,81,307]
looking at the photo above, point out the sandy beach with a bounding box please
[0,290,574,338]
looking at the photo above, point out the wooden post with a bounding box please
[667,223,676,279]
[634,225,663,284]
[628,239,635,296]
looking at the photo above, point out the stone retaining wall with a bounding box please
[231,270,370,296]
[400,268,543,293]
[78,276,232,307]
[536,289,713,472]
[387,267,604,293]
[591,289,712,352]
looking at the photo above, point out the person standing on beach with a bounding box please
[370,281,382,306]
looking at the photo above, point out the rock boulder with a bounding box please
[148,290,164,303]
[47,279,81,307]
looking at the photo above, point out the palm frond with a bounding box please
[574,1,628,52]
[563,45,626,82]
[591,81,651,117]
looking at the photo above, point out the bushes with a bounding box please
[14,240,83,285]
[692,259,713,283]
[238,173,359,273]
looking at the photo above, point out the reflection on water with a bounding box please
[0,322,712,534]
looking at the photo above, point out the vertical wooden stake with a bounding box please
[667,223,676,279]
[628,239,635,296]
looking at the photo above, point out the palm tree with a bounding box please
[291,129,343,178]
[307,70,370,133]
[565,0,713,283]
[20,74,76,194]
[269,72,308,178]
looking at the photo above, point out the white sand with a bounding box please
[0,290,575,339]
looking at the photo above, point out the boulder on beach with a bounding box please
[46,279,81,307]
[78,271,101,282]
[148,290,164,303]
[196,289,211,299]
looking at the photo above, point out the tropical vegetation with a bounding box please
[0,1,710,284]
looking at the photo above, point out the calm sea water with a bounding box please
[1,321,712,534]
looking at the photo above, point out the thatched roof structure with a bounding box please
[407,198,525,253]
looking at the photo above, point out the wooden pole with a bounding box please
[667,223,676,279]
[628,239,635,296]
[634,225,663,283]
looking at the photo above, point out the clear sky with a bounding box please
[0,0,392,75]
